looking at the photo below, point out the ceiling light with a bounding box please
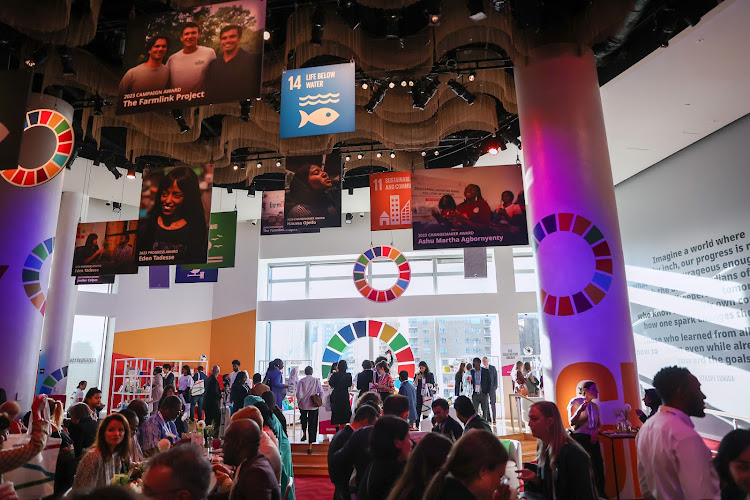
[408,80,414,87]
[421,151,426,157]
[364,85,387,114]
[361,82,369,90]
[263,30,271,41]
[429,13,441,25]
[126,166,136,179]
[227,187,233,194]
[311,5,326,46]
[467,0,487,21]
[434,150,439,156]
[25,45,50,68]
[256,161,262,168]
[357,153,363,159]
[385,13,401,39]
[240,162,246,170]
[276,159,282,167]
[58,46,75,76]
[390,151,396,158]
[171,109,190,133]
[240,100,252,122]
[468,71,476,82]
[401,80,407,87]
[447,79,476,105]
[233,164,239,171]
[376,152,382,158]
[426,0,441,26]
[412,76,440,110]
[388,82,396,89]
[345,213,353,224]
[345,155,351,162]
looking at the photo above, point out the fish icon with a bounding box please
[299,108,339,128]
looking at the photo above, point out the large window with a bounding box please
[65,315,109,405]
[264,314,500,400]
[267,251,496,301]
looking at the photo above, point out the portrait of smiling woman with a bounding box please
[285,156,341,227]
[138,165,210,265]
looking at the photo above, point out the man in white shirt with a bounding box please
[228,359,249,388]
[166,22,216,93]
[636,366,720,500]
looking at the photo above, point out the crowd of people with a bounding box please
[2,363,750,499]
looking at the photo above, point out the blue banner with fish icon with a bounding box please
[280,62,355,138]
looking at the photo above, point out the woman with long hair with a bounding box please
[636,388,662,423]
[424,429,511,500]
[74,233,104,266]
[150,366,163,414]
[455,184,492,231]
[374,360,395,403]
[517,401,598,500]
[414,361,435,420]
[568,380,605,495]
[230,370,250,414]
[388,432,452,500]
[454,362,466,397]
[358,416,412,500]
[177,364,193,416]
[714,429,750,500]
[329,360,352,432]
[286,163,340,224]
[523,362,540,397]
[138,166,208,262]
[512,361,526,395]
[72,413,131,490]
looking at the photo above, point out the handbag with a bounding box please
[311,394,323,407]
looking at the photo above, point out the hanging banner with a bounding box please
[260,190,319,235]
[182,211,237,269]
[117,0,266,115]
[176,265,219,283]
[280,62,355,138]
[284,153,341,230]
[72,221,138,276]
[0,71,32,170]
[75,275,115,285]
[411,165,528,250]
[137,164,213,266]
[149,266,170,289]
[370,171,412,231]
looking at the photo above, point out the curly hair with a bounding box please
[652,366,692,402]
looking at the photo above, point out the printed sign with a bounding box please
[284,153,342,229]
[72,221,138,276]
[501,343,521,376]
[182,211,236,269]
[370,172,412,231]
[117,0,265,114]
[0,71,32,170]
[411,165,528,250]
[75,275,116,285]
[137,164,213,266]
[280,62,355,138]
[176,265,219,283]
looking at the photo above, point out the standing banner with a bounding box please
[284,153,341,230]
[137,164,213,266]
[72,221,138,276]
[117,0,266,114]
[280,62,355,138]
[182,211,236,269]
[0,71,32,170]
[176,266,219,283]
[370,171,412,231]
[411,165,528,250]
[260,190,319,235]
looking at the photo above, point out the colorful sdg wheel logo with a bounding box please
[39,365,69,396]
[353,246,410,303]
[322,320,415,379]
[2,109,73,187]
[533,213,613,316]
[22,238,54,315]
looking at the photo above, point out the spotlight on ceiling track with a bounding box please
[92,96,104,116]
[361,82,369,90]
[126,165,136,179]
[345,154,351,162]
[311,5,326,46]
[412,76,440,110]
[58,46,75,75]
[233,163,239,171]
[357,153,363,160]
[426,0,441,26]
[112,202,122,213]
[338,0,361,30]
[447,79,476,105]
[364,85,387,114]
[65,145,80,169]
[171,109,191,133]
[390,151,396,158]
[276,159,282,167]
[388,82,396,89]
[376,152,382,158]
[227,187,233,194]
[263,31,271,41]
[345,213,353,224]
[239,100,252,122]
[256,161,262,169]
[400,80,407,87]
[467,0,488,21]
[468,71,476,82]
[421,151,426,157]
[385,12,401,39]
[106,164,122,180]
[25,45,50,68]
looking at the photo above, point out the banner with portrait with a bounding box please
[284,152,342,230]
[117,0,265,115]
[72,221,138,276]
[137,164,213,266]
[370,171,412,231]
[411,165,528,250]
[0,70,32,170]
[260,190,319,235]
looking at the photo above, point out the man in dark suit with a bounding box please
[162,363,175,389]
[431,398,463,442]
[328,405,379,500]
[470,357,491,421]
[454,395,492,432]
[204,365,222,427]
[356,360,375,397]
[483,356,499,423]
[219,419,280,499]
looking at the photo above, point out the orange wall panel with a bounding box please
[210,310,256,375]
